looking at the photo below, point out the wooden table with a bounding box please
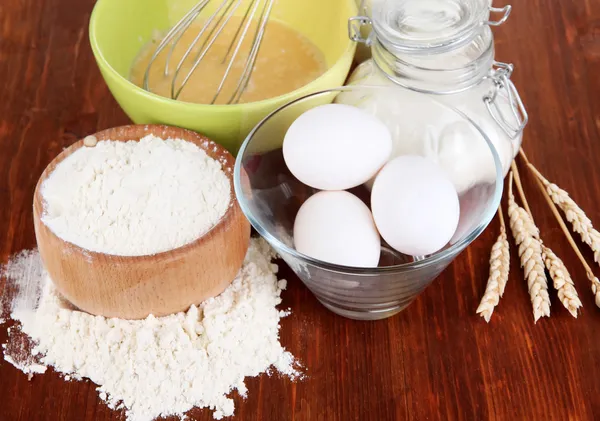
[1,0,600,420]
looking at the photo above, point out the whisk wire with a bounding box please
[164,7,204,76]
[220,0,256,65]
[227,0,274,104]
[173,0,245,99]
[143,0,209,91]
[171,0,239,99]
[144,0,275,104]
[211,0,263,104]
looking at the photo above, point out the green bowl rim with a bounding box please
[88,0,358,110]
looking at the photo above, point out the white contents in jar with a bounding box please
[371,155,460,256]
[340,60,517,193]
[41,134,231,256]
[1,239,299,421]
[293,190,381,267]
[283,104,392,190]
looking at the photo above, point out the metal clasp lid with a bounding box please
[348,15,372,45]
[348,0,373,44]
[483,61,528,139]
[484,5,512,26]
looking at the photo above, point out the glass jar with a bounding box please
[342,0,528,185]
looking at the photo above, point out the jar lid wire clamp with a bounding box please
[485,5,512,26]
[484,61,529,139]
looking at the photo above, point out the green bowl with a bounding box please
[89,0,357,153]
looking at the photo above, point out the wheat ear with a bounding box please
[520,150,600,308]
[541,246,582,317]
[512,159,582,317]
[525,161,600,265]
[507,171,551,322]
[476,207,510,322]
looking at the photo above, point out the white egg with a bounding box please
[293,191,380,267]
[283,104,392,190]
[371,155,460,256]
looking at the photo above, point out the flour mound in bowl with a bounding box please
[41,134,231,256]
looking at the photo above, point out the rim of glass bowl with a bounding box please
[234,85,504,274]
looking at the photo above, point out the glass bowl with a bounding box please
[234,86,503,320]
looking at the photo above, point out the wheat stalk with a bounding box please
[512,160,583,317]
[541,245,582,317]
[476,208,510,322]
[526,162,600,265]
[520,150,600,308]
[507,171,551,322]
[513,161,584,317]
[588,273,600,308]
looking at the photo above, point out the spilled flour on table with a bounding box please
[0,239,300,421]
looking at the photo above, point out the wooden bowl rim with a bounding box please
[33,124,240,263]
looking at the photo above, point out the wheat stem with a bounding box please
[514,155,585,315]
[507,172,551,322]
[476,207,510,322]
[511,161,533,218]
[520,150,600,308]
[524,157,600,267]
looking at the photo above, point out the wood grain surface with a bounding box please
[1,0,600,420]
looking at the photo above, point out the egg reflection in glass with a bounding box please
[371,155,460,257]
[293,191,381,267]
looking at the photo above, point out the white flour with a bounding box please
[3,353,47,376]
[41,135,231,256]
[1,249,45,317]
[1,239,299,420]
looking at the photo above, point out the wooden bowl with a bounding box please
[33,125,251,319]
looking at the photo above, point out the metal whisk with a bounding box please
[143,0,275,104]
